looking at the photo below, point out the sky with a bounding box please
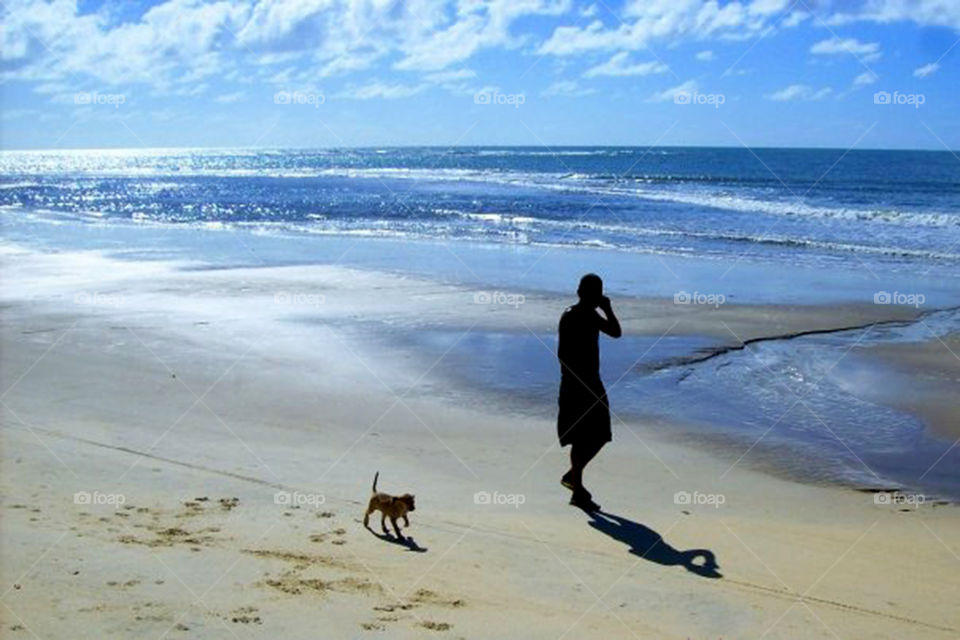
[1,0,958,150]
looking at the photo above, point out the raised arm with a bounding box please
[597,296,622,338]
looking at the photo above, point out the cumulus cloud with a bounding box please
[828,0,960,31]
[852,71,878,88]
[782,11,809,27]
[542,80,595,97]
[214,91,246,103]
[539,0,785,56]
[1,0,956,107]
[810,37,881,62]
[913,62,940,78]
[336,82,428,100]
[647,79,697,103]
[0,0,569,94]
[583,52,668,77]
[423,69,477,83]
[394,0,571,71]
[765,84,832,101]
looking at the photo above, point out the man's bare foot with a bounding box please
[561,472,576,491]
[570,490,600,512]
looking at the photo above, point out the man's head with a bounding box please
[577,273,603,305]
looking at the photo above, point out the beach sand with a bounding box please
[1,252,958,639]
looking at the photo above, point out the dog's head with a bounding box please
[399,494,415,512]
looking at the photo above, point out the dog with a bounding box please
[363,472,415,539]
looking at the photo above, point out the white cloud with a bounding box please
[214,91,246,104]
[809,37,881,62]
[766,84,832,101]
[1,109,35,120]
[828,0,960,31]
[424,69,477,83]
[583,52,668,77]
[540,1,781,56]
[394,0,572,71]
[748,0,790,15]
[542,80,595,97]
[852,71,878,88]
[648,79,697,103]
[0,0,567,93]
[913,62,940,78]
[1,0,953,107]
[782,11,809,27]
[336,82,428,100]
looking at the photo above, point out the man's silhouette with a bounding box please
[557,273,621,511]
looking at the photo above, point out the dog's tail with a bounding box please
[372,471,379,493]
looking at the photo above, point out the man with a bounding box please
[557,273,621,511]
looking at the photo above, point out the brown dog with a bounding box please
[363,472,415,539]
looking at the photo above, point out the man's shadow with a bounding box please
[585,510,721,578]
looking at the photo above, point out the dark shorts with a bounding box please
[557,375,612,448]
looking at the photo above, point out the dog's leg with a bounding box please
[363,499,374,528]
[381,513,390,535]
[403,515,410,527]
[391,516,404,540]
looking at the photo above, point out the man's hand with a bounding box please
[597,296,621,338]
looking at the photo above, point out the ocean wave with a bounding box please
[298,167,960,228]
[426,208,960,261]
[1,161,954,228]
[5,203,957,261]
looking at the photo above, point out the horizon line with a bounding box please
[1,143,957,154]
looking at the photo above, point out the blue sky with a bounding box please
[1,0,958,150]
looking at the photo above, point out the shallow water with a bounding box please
[367,311,960,499]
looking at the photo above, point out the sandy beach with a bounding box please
[2,249,958,639]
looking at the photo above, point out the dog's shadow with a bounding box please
[585,510,721,578]
[365,526,428,552]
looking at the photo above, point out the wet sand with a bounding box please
[853,336,960,441]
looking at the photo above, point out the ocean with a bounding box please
[2,146,958,497]
[2,146,959,268]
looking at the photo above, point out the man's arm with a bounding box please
[597,296,622,338]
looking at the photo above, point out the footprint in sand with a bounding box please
[411,589,465,609]
[228,606,262,625]
[418,621,453,631]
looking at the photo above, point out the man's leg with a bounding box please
[568,439,605,493]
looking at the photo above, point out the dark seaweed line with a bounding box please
[639,304,960,374]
